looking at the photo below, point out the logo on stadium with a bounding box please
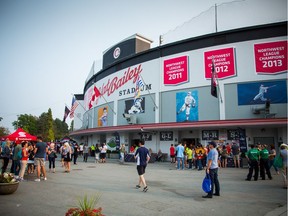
[113,47,121,59]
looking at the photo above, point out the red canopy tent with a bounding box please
[6,128,37,142]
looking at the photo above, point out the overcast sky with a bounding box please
[0,0,272,132]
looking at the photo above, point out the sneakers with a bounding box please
[34,178,40,182]
[44,177,47,181]
[143,186,148,192]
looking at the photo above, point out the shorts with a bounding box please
[100,153,106,159]
[170,155,175,158]
[34,158,45,166]
[137,165,146,176]
[233,154,240,160]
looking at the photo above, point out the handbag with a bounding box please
[273,155,283,168]
[202,173,212,193]
[54,152,58,158]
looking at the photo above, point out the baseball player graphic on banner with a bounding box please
[176,90,198,122]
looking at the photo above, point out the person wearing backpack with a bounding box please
[13,141,22,177]
[1,139,12,173]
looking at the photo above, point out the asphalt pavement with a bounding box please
[0,156,287,216]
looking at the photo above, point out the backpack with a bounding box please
[17,150,22,160]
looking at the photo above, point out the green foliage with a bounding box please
[11,109,69,142]
[0,126,10,137]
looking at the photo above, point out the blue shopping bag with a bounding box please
[202,173,212,193]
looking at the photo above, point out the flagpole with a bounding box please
[139,74,158,109]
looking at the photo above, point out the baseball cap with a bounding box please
[208,141,217,148]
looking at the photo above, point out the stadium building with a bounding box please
[69,1,287,160]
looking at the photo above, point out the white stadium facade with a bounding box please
[70,0,287,158]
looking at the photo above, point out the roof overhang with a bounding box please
[70,118,287,137]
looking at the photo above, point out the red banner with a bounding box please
[204,48,236,79]
[163,56,188,85]
[254,41,287,74]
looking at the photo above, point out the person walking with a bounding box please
[34,136,48,182]
[176,142,185,170]
[202,141,220,198]
[134,140,150,192]
[245,144,260,181]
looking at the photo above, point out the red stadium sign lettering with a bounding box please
[254,41,287,74]
[163,56,189,85]
[204,48,236,79]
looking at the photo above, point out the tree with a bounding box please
[47,108,55,142]
[54,118,69,141]
[0,126,10,137]
[70,120,74,132]
[12,114,38,134]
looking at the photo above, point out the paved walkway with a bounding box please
[0,157,287,216]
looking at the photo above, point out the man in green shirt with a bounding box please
[245,144,260,181]
[259,145,272,180]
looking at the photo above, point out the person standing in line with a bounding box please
[73,143,79,165]
[34,136,48,182]
[245,144,260,181]
[134,140,150,192]
[100,143,107,163]
[119,143,126,164]
[202,141,220,198]
[169,144,175,163]
[259,144,272,180]
[79,144,84,157]
[63,142,72,172]
[176,142,185,170]
[231,142,241,168]
[18,141,29,181]
[13,141,22,177]
[47,143,57,173]
[83,143,89,163]
[268,145,279,175]
[95,144,100,163]
[279,143,288,189]
[1,139,12,174]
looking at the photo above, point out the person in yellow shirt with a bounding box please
[186,145,193,169]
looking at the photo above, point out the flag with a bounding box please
[211,61,218,98]
[69,96,79,118]
[63,106,70,122]
[89,86,101,109]
[134,76,145,101]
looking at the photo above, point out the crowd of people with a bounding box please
[0,136,287,191]
[168,142,241,170]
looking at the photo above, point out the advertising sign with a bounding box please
[160,131,173,141]
[204,47,236,79]
[202,130,219,140]
[254,41,287,74]
[163,56,188,85]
